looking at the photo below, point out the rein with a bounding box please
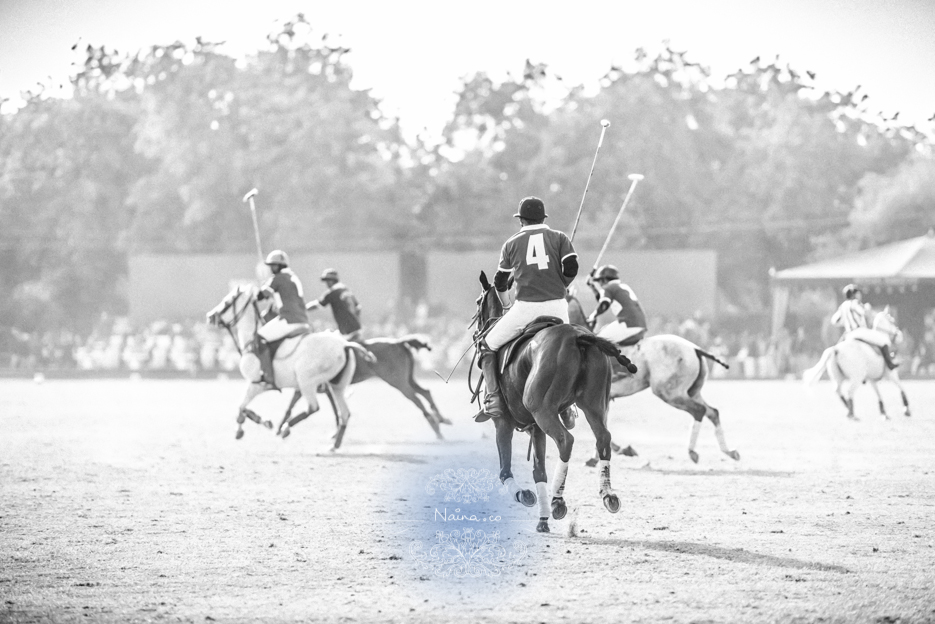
[215,290,263,356]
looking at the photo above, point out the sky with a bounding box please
[1,0,934,141]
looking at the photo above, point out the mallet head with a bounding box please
[600,119,611,128]
[628,173,644,182]
[243,188,258,202]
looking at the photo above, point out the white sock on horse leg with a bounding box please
[714,424,730,452]
[689,420,702,452]
[598,459,612,494]
[503,477,521,501]
[551,460,569,498]
[536,482,549,518]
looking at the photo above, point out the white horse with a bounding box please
[606,335,740,464]
[206,283,374,448]
[803,307,910,420]
[568,298,739,464]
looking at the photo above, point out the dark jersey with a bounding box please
[316,282,361,334]
[498,224,577,302]
[602,280,647,328]
[263,268,308,324]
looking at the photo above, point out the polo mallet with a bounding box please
[570,119,611,243]
[243,188,263,263]
[592,173,644,271]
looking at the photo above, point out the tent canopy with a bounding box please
[770,230,935,340]
[772,229,935,286]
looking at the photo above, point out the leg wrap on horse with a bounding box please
[503,477,521,501]
[536,482,550,519]
[551,460,569,498]
[598,460,612,496]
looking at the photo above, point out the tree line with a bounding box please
[1,14,933,332]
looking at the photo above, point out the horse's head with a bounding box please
[872,305,903,343]
[206,283,259,330]
[472,270,504,338]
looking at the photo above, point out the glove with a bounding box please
[586,312,597,330]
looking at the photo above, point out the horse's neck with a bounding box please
[235,304,259,349]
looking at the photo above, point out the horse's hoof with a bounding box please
[904,412,912,418]
[281,429,291,439]
[536,518,550,533]
[584,457,598,468]
[516,489,537,507]
[263,420,273,429]
[438,416,453,426]
[688,450,699,464]
[551,497,567,520]
[235,430,244,440]
[619,445,638,457]
[603,493,621,514]
[728,450,741,461]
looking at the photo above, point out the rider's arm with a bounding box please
[561,254,578,279]
[493,269,512,309]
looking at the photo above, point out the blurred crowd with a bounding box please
[4,308,935,379]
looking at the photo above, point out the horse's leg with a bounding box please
[235,383,268,440]
[495,419,535,508]
[868,381,888,420]
[276,390,302,435]
[579,403,620,514]
[384,373,444,440]
[532,411,575,532]
[327,355,357,451]
[844,380,859,420]
[651,390,707,463]
[699,401,740,460]
[884,371,911,417]
[278,393,320,440]
[412,382,451,426]
[530,427,552,533]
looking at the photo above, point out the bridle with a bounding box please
[211,287,263,356]
[873,311,902,343]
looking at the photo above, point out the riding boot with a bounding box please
[474,348,506,422]
[880,346,900,370]
[559,406,576,430]
[257,339,276,386]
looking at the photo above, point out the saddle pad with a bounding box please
[498,316,564,374]
[269,326,310,359]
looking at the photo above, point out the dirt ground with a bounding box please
[1,375,934,623]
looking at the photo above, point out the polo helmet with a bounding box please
[265,250,289,267]
[595,264,620,282]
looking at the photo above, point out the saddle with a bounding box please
[249,326,311,389]
[613,327,646,347]
[497,315,564,374]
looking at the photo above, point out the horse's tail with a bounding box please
[576,334,638,374]
[803,347,833,386]
[396,335,432,352]
[346,342,377,364]
[696,348,729,370]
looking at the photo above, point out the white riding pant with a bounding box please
[258,317,309,342]
[846,327,891,348]
[484,298,569,350]
[598,321,645,344]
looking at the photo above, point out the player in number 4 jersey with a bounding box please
[476,196,579,423]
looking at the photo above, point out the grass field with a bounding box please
[1,376,934,623]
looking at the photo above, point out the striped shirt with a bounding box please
[831,300,867,332]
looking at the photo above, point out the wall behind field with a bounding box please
[129,249,716,325]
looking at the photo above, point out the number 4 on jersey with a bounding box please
[525,233,549,270]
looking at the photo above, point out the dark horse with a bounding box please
[473,271,637,533]
[276,336,451,439]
